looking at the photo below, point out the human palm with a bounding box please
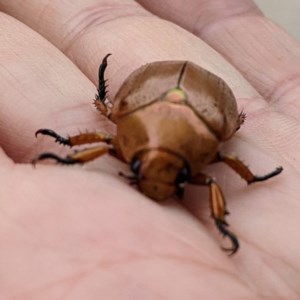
[0,1,299,299]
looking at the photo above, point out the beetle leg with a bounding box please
[189,173,239,255]
[35,129,115,147]
[32,145,111,166]
[236,111,246,131]
[94,53,113,117]
[119,172,138,185]
[215,153,283,184]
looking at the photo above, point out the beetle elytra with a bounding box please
[33,54,283,255]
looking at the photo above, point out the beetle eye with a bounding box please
[175,166,190,185]
[130,156,141,174]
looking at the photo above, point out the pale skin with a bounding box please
[0,0,299,299]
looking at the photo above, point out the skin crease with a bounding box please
[0,0,299,299]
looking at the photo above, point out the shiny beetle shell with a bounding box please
[111,61,239,176]
[34,56,283,255]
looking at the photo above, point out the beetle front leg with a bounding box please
[32,146,111,166]
[94,53,113,117]
[215,153,283,184]
[35,129,115,147]
[189,173,239,255]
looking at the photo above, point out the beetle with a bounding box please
[33,54,283,255]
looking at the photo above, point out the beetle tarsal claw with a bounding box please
[221,245,239,256]
[214,218,239,255]
[35,129,71,146]
[249,166,284,184]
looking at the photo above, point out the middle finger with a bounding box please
[0,0,259,99]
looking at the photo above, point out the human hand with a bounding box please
[0,1,298,299]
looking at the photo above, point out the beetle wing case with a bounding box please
[111,61,239,140]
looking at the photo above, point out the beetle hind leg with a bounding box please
[32,146,111,166]
[189,173,239,255]
[214,219,239,255]
[94,53,113,117]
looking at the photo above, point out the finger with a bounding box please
[137,0,300,116]
[136,0,261,37]
[0,0,259,100]
[0,13,113,163]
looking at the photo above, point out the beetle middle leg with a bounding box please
[33,129,118,165]
[35,129,115,147]
[215,153,283,184]
[94,53,113,117]
[189,173,239,255]
[32,145,112,165]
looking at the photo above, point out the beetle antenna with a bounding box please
[177,61,188,87]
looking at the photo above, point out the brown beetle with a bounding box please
[33,54,283,255]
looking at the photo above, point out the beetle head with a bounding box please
[130,149,190,201]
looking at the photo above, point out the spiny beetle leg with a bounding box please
[215,152,283,184]
[236,111,246,131]
[32,152,79,165]
[32,146,110,166]
[248,167,283,184]
[214,218,239,256]
[94,53,112,117]
[35,129,71,146]
[189,173,239,255]
[97,53,111,100]
[35,129,115,147]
